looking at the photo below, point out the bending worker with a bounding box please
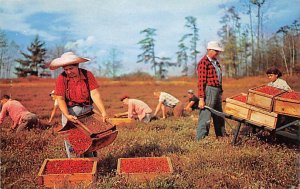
[0,94,38,132]
[118,95,152,123]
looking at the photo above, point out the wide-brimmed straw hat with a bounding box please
[49,52,90,70]
[207,41,224,52]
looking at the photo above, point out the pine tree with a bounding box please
[176,36,189,76]
[15,35,46,77]
[137,28,158,76]
[184,16,200,76]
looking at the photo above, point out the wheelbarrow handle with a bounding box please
[73,120,93,136]
[204,106,226,118]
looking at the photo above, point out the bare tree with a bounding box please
[46,44,65,78]
[251,0,266,72]
[0,30,8,78]
[103,48,123,78]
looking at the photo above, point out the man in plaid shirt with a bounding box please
[196,41,226,140]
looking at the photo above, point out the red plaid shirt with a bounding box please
[55,69,99,106]
[197,55,222,98]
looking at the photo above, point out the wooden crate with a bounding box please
[117,157,173,181]
[246,85,286,112]
[38,158,97,188]
[273,92,300,118]
[248,106,278,129]
[108,118,133,126]
[224,93,251,120]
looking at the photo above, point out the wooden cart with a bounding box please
[205,106,299,145]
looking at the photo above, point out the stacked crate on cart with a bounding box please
[273,91,300,118]
[246,85,287,129]
[224,85,288,129]
[224,93,251,120]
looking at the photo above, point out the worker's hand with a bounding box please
[102,112,108,122]
[66,114,78,122]
[199,98,205,109]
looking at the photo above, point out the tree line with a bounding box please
[0,0,299,79]
[137,1,299,79]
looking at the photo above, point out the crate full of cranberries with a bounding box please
[117,157,173,181]
[273,91,300,118]
[247,85,286,111]
[224,93,251,120]
[38,158,97,188]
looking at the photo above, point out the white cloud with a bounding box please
[65,36,96,50]
[1,0,299,76]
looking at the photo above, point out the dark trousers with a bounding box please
[197,86,225,140]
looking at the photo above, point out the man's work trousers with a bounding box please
[197,86,225,140]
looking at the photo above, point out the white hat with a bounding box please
[49,90,55,96]
[49,52,90,70]
[187,89,194,94]
[207,41,224,52]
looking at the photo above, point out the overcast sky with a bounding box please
[1,0,299,76]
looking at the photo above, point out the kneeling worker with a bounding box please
[184,89,199,112]
[0,94,38,132]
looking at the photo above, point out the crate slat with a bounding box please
[248,106,278,129]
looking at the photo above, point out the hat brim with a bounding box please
[208,47,224,52]
[49,57,90,70]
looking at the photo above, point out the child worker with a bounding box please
[266,67,292,91]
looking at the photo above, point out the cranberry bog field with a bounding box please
[0,75,299,188]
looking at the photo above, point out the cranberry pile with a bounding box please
[279,91,300,100]
[255,86,282,95]
[232,95,247,103]
[45,160,94,174]
[68,128,92,154]
[120,158,170,173]
[80,116,113,133]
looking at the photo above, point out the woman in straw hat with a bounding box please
[50,52,108,157]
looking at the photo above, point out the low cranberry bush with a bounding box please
[120,158,171,173]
